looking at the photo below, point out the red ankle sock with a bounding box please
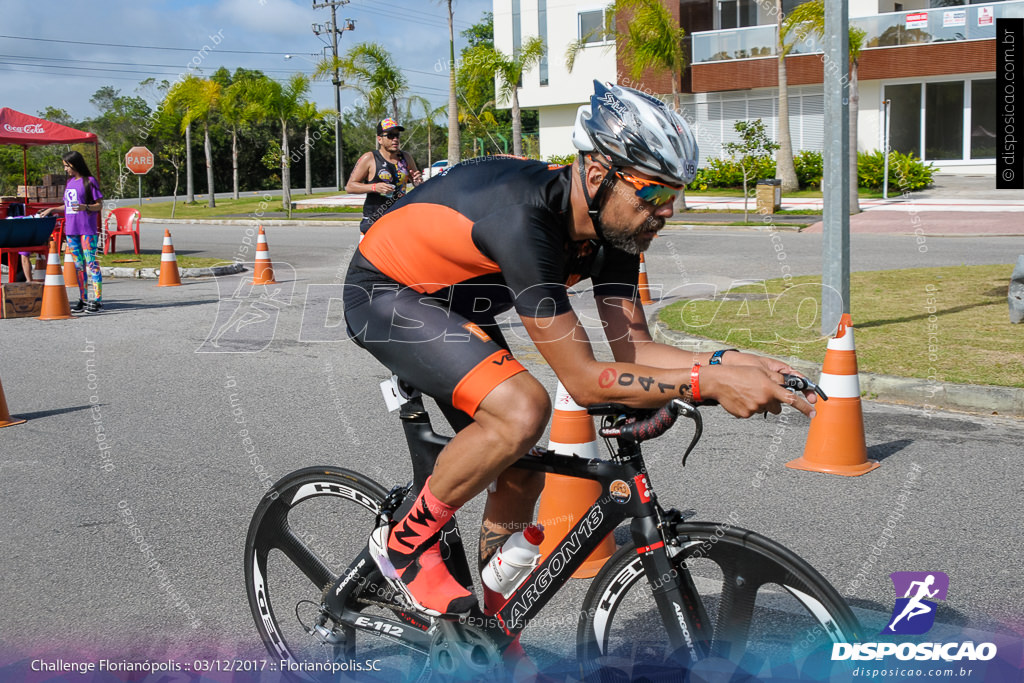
[386,479,475,615]
[387,478,456,566]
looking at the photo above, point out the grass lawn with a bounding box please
[658,264,1023,388]
[133,191,359,220]
[97,252,226,269]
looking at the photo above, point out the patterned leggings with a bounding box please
[67,234,102,302]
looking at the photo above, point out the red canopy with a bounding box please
[0,107,97,147]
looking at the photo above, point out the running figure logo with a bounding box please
[882,571,949,635]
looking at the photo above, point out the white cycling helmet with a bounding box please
[573,80,698,186]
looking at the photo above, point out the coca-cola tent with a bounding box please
[0,107,101,191]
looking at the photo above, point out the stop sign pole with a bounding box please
[125,146,155,208]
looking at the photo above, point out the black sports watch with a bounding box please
[709,349,738,365]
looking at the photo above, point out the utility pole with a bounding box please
[822,0,850,336]
[312,0,355,190]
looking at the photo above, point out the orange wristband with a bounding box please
[690,363,702,402]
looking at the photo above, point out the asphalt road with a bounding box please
[1,224,1021,680]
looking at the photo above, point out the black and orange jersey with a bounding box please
[352,157,639,319]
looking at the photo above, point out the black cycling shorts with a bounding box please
[344,260,527,417]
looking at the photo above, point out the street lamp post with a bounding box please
[312,0,355,191]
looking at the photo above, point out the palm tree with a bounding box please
[463,36,545,157]
[246,74,311,214]
[458,97,502,156]
[565,0,690,207]
[567,0,686,111]
[166,75,220,208]
[775,0,800,194]
[164,77,199,203]
[221,78,260,200]
[437,0,461,164]
[408,95,447,167]
[315,42,407,121]
[783,0,866,213]
[296,101,331,194]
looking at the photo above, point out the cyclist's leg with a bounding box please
[436,391,547,617]
[432,323,546,573]
[345,280,550,615]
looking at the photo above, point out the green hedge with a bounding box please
[688,151,825,191]
[547,148,935,192]
[793,150,823,189]
[546,153,577,165]
[857,150,935,192]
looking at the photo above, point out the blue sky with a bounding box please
[1,0,493,122]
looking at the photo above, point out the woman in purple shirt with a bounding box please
[42,151,103,311]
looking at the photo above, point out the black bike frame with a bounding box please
[392,394,709,661]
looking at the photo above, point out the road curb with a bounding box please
[139,217,359,227]
[652,320,1024,417]
[664,223,805,232]
[101,263,246,279]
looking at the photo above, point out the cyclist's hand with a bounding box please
[701,365,816,419]
[717,353,818,407]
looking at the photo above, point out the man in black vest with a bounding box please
[345,117,422,235]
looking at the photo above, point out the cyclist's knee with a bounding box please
[504,380,551,448]
[478,375,551,455]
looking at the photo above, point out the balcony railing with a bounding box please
[692,0,1024,64]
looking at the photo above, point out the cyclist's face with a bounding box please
[598,168,675,255]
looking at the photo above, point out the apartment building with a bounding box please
[493,0,1003,173]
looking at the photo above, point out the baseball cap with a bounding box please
[376,118,405,135]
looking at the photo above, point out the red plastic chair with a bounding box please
[103,208,141,254]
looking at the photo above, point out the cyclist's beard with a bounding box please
[598,211,665,255]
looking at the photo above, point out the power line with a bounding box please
[0,54,299,75]
[347,0,475,30]
[0,34,300,55]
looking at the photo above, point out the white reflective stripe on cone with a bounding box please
[161,252,177,261]
[47,253,61,265]
[163,238,173,246]
[816,372,861,399]
[828,327,856,352]
[44,274,65,286]
[554,383,584,411]
[547,440,601,459]
[255,253,270,260]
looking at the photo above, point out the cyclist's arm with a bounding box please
[520,309,814,418]
[596,295,811,380]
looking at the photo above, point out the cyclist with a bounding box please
[343,81,818,620]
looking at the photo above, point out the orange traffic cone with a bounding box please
[252,226,277,285]
[63,245,78,288]
[638,253,654,305]
[787,314,879,476]
[536,382,616,578]
[0,376,26,428]
[37,241,72,320]
[157,229,181,287]
[31,255,46,282]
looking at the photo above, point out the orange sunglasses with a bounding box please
[614,169,682,207]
